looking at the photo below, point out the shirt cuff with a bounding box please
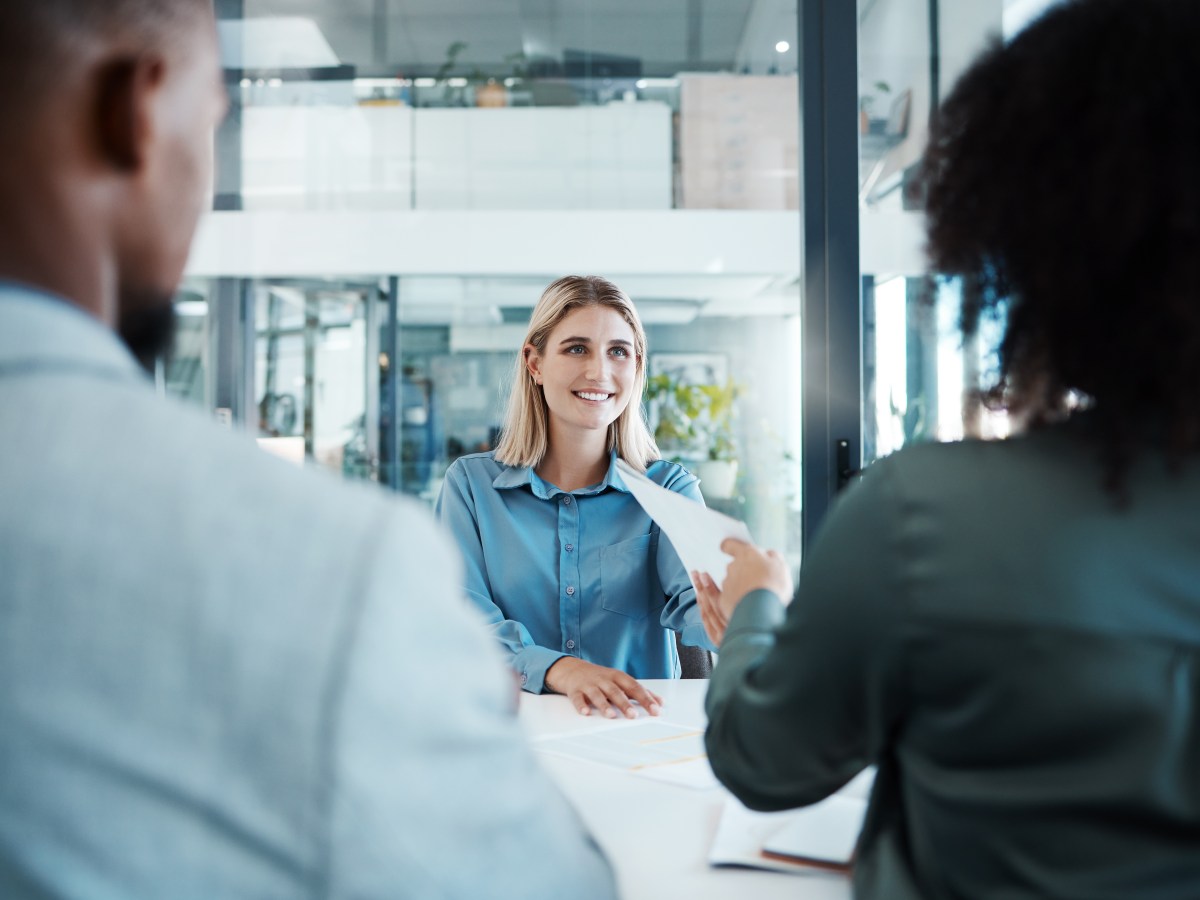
[513,645,569,694]
[724,588,786,641]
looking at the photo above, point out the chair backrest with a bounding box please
[675,631,713,679]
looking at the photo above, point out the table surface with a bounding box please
[519,679,853,900]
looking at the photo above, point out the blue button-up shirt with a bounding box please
[436,451,715,693]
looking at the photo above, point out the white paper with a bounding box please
[710,801,833,874]
[616,459,754,584]
[710,795,866,874]
[533,719,719,789]
[760,793,865,864]
[709,770,874,874]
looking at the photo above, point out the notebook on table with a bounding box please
[709,769,873,875]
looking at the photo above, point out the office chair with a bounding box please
[676,631,713,679]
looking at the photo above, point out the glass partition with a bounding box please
[219,1,800,214]
[164,281,213,408]
[857,0,1044,466]
[187,1,806,572]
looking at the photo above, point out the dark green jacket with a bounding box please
[706,424,1200,899]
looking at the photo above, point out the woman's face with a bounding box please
[526,305,639,442]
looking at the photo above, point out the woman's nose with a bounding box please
[585,355,609,381]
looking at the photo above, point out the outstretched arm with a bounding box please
[703,463,905,811]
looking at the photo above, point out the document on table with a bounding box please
[709,768,874,874]
[533,720,718,789]
[615,459,753,584]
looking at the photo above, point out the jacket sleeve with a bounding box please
[704,459,906,811]
[434,462,565,693]
[654,467,718,651]
[326,503,616,899]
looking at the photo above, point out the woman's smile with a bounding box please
[527,305,637,438]
[574,390,614,403]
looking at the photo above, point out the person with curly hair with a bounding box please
[699,1,1200,897]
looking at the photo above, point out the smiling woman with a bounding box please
[434,275,718,718]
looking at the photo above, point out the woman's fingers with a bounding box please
[566,667,663,718]
[581,685,617,718]
[566,686,592,716]
[692,569,727,645]
[700,602,726,645]
[615,675,662,717]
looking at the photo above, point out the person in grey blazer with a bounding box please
[0,2,615,898]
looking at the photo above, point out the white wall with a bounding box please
[238,102,673,212]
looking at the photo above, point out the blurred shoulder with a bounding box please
[862,430,1080,506]
[144,393,432,551]
[644,458,699,492]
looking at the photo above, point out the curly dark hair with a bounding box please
[914,0,1200,494]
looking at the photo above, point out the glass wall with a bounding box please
[176,1,807,571]
[857,0,1058,466]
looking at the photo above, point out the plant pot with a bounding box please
[694,459,738,499]
[475,81,508,107]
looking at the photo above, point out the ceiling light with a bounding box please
[775,41,790,53]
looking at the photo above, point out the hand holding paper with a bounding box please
[713,538,794,609]
[616,460,753,587]
[616,461,792,645]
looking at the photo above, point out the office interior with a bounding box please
[168,0,1057,569]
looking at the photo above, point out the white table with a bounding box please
[519,679,853,900]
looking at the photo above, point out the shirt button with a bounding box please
[562,496,572,505]
[565,544,574,552]
[566,586,575,595]
[520,674,528,685]
[566,639,576,649]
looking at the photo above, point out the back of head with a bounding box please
[916,0,1200,489]
[494,275,660,471]
[0,0,211,127]
[0,0,220,364]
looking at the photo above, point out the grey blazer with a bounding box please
[0,286,615,899]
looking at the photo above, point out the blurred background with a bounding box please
[165,0,1060,574]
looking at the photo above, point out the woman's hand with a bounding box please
[691,569,730,646]
[544,657,664,719]
[692,539,793,646]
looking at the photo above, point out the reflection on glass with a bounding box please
[221,3,798,212]
[859,1,1014,466]
[197,4,807,574]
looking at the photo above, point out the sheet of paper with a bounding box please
[616,459,754,583]
[709,769,874,874]
[533,720,719,789]
[760,793,865,866]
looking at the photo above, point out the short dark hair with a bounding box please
[0,0,212,116]
[915,0,1200,493]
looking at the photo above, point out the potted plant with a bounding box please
[645,373,741,498]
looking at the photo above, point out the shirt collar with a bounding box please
[0,282,146,382]
[493,450,633,499]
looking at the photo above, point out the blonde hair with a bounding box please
[493,275,660,472]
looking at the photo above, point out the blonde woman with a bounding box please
[436,275,717,718]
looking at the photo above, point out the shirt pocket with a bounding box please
[600,534,657,620]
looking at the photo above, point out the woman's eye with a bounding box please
[610,347,629,358]
[566,345,586,354]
